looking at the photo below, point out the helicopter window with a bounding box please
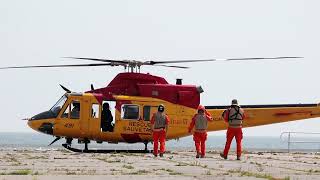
[60,100,81,119]
[50,95,67,117]
[121,104,139,120]
[91,104,100,118]
[143,105,158,121]
[61,105,70,118]
[143,106,151,121]
[70,101,80,119]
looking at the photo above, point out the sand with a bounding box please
[0,148,319,180]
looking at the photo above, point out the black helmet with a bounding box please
[231,99,238,106]
[158,104,165,112]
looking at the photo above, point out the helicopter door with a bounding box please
[88,103,101,138]
[55,99,81,137]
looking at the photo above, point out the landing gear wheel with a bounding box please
[62,137,73,148]
[84,138,89,152]
[66,138,73,145]
[144,141,148,151]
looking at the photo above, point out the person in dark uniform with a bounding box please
[101,103,113,132]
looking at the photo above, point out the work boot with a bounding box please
[220,153,227,160]
[159,153,164,157]
[236,156,241,160]
[154,154,158,157]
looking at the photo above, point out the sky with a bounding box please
[0,0,320,137]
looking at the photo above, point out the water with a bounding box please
[0,132,319,152]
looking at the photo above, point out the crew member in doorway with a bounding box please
[188,105,213,158]
[151,104,170,157]
[101,102,113,132]
[220,99,245,160]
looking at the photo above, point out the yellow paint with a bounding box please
[27,93,320,144]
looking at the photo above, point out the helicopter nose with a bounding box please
[27,119,54,135]
[27,119,36,131]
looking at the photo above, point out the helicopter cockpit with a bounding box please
[50,95,68,116]
[30,94,68,120]
[31,93,84,121]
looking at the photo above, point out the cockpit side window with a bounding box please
[61,105,70,118]
[60,100,80,119]
[70,101,80,119]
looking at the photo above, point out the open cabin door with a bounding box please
[87,95,117,141]
[100,100,116,133]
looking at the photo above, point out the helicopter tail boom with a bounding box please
[205,103,320,131]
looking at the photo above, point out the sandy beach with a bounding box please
[0,148,319,180]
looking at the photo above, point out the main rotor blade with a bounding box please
[0,63,115,69]
[145,59,216,65]
[144,56,302,65]
[64,57,129,64]
[1,56,300,70]
[153,65,190,69]
[224,56,303,61]
[63,56,302,66]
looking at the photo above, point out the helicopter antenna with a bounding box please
[60,84,71,93]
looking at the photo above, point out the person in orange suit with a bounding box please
[151,104,170,157]
[220,99,245,160]
[188,105,213,158]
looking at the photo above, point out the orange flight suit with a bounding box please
[188,105,213,157]
[151,112,170,156]
[222,106,245,158]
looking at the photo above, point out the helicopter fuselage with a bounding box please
[27,72,320,145]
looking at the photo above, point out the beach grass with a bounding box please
[0,169,32,175]
[126,169,150,175]
[228,168,290,180]
[122,164,134,169]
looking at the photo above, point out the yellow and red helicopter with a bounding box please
[2,57,320,153]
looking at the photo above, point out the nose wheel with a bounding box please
[84,138,89,152]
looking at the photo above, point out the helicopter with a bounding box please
[2,56,320,153]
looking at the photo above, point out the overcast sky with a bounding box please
[0,0,319,137]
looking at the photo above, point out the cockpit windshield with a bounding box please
[49,95,68,116]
